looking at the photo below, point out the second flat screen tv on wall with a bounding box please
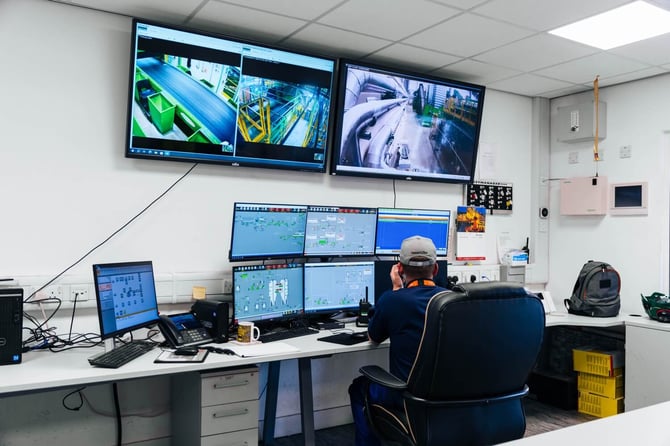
[330,59,486,184]
[126,19,336,172]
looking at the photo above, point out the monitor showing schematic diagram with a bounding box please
[303,205,377,257]
[303,261,375,315]
[232,263,304,323]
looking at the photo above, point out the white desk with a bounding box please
[0,328,383,446]
[501,399,670,445]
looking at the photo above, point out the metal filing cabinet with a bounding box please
[172,366,259,445]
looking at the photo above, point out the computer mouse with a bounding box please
[174,347,199,356]
[221,348,236,356]
[351,331,368,341]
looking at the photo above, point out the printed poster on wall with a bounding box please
[455,206,486,261]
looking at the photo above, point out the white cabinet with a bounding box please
[625,320,670,411]
[172,366,259,445]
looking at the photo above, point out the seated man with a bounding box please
[348,235,448,446]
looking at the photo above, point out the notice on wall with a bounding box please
[455,206,487,261]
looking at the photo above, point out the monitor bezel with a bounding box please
[329,58,486,184]
[232,263,305,325]
[374,207,451,256]
[125,18,338,173]
[303,205,378,258]
[92,260,160,340]
[229,202,309,262]
[303,260,376,316]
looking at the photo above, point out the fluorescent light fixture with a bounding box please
[549,1,670,50]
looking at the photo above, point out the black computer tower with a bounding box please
[0,288,23,365]
[191,300,229,343]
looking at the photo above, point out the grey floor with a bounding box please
[272,397,594,445]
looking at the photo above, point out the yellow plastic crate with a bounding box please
[578,391,624,417]
[573,348,624,377]
[578,372,624,398]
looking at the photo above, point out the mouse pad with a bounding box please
[318,333,369,346]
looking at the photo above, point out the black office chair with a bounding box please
[360,282,545,446]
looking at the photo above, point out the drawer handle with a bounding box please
[213,380,249,389]
[212,407,249,419]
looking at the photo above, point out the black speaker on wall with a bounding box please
[191,300,229,343]
[0,288,23,365]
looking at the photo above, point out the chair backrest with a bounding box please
[404,281,545,445]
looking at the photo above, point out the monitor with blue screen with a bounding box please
[232,263,304,323]
[304,261,375,315]
[375,207,451,256]
[92,261,160,340]
[303,205,377,257]
[229,202,308,261]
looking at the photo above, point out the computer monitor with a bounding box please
[232,263,304,324]
[375,207,451,256]
[374,259,449,302]
[303,261,375,315]
[92,261,160,340]
[229,202,308,261]
[303,205,377,257]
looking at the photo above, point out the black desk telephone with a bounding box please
[158,312,213,348]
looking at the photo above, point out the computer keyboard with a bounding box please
[88,341,155,368]
[259,326,319,343]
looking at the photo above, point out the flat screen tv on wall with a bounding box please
[329,59,486,183]
[126,19,337,172]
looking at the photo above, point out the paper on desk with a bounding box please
[228,341,299,357]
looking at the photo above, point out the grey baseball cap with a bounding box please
[399,236,437,267]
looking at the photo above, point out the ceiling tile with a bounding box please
[435,59,522,85]
[404,13,534,57]
[51,0,204,23]
[429,0,488,10]
[610,33,670,66]
[188,1,307,43]
[367,44,462,72]
[534,52,652,84]
[540,84,594,99]
[472,0,632,31]
[213,0,345,20]
[487,73,576,97]
[283,23,391,59]
[317,0,460,41]
[474,34,598,72]
[595,67,669,87]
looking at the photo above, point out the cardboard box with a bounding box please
[578,391,624,418]
[577,372,624,398]
[573,348,624,377]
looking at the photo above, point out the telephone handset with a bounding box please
[158,312,213,348]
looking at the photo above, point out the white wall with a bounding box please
[0,0,536,444]
[547,74,670,314]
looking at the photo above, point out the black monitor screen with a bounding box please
[233,263,304,323]
[304,261,375,314]
[374,259,449,301]
[126,19,336,172]
[375,207,451,256]
[92,261,160,340]
[303,206,377,257]
[229,202,308,261]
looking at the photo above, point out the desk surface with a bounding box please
[1,328,381,396]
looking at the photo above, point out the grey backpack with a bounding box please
[564,261,621,317]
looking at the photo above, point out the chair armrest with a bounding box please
[359,365,408,390]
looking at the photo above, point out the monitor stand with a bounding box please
[104,338,116,353]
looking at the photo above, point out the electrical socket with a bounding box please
[35,285,66,301]
[223,278,233,294]
[70,285,90,302]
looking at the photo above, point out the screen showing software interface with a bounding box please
[233,264,304,322]
[93,262,159,336]
[230,203,308,260]
[304,261,375,313]
[375,208,451,256]
[303,206,377,256]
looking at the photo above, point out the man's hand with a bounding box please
[390,263,403,291]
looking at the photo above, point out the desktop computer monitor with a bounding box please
[92,261,161,340]
[375,207,451,256]
[303,205,377,257]
[374,259,449,302]
[304,261,375,315]
[229,202,308,261]
[232,263,304,324]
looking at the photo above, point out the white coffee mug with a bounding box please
[237,321,260,343]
